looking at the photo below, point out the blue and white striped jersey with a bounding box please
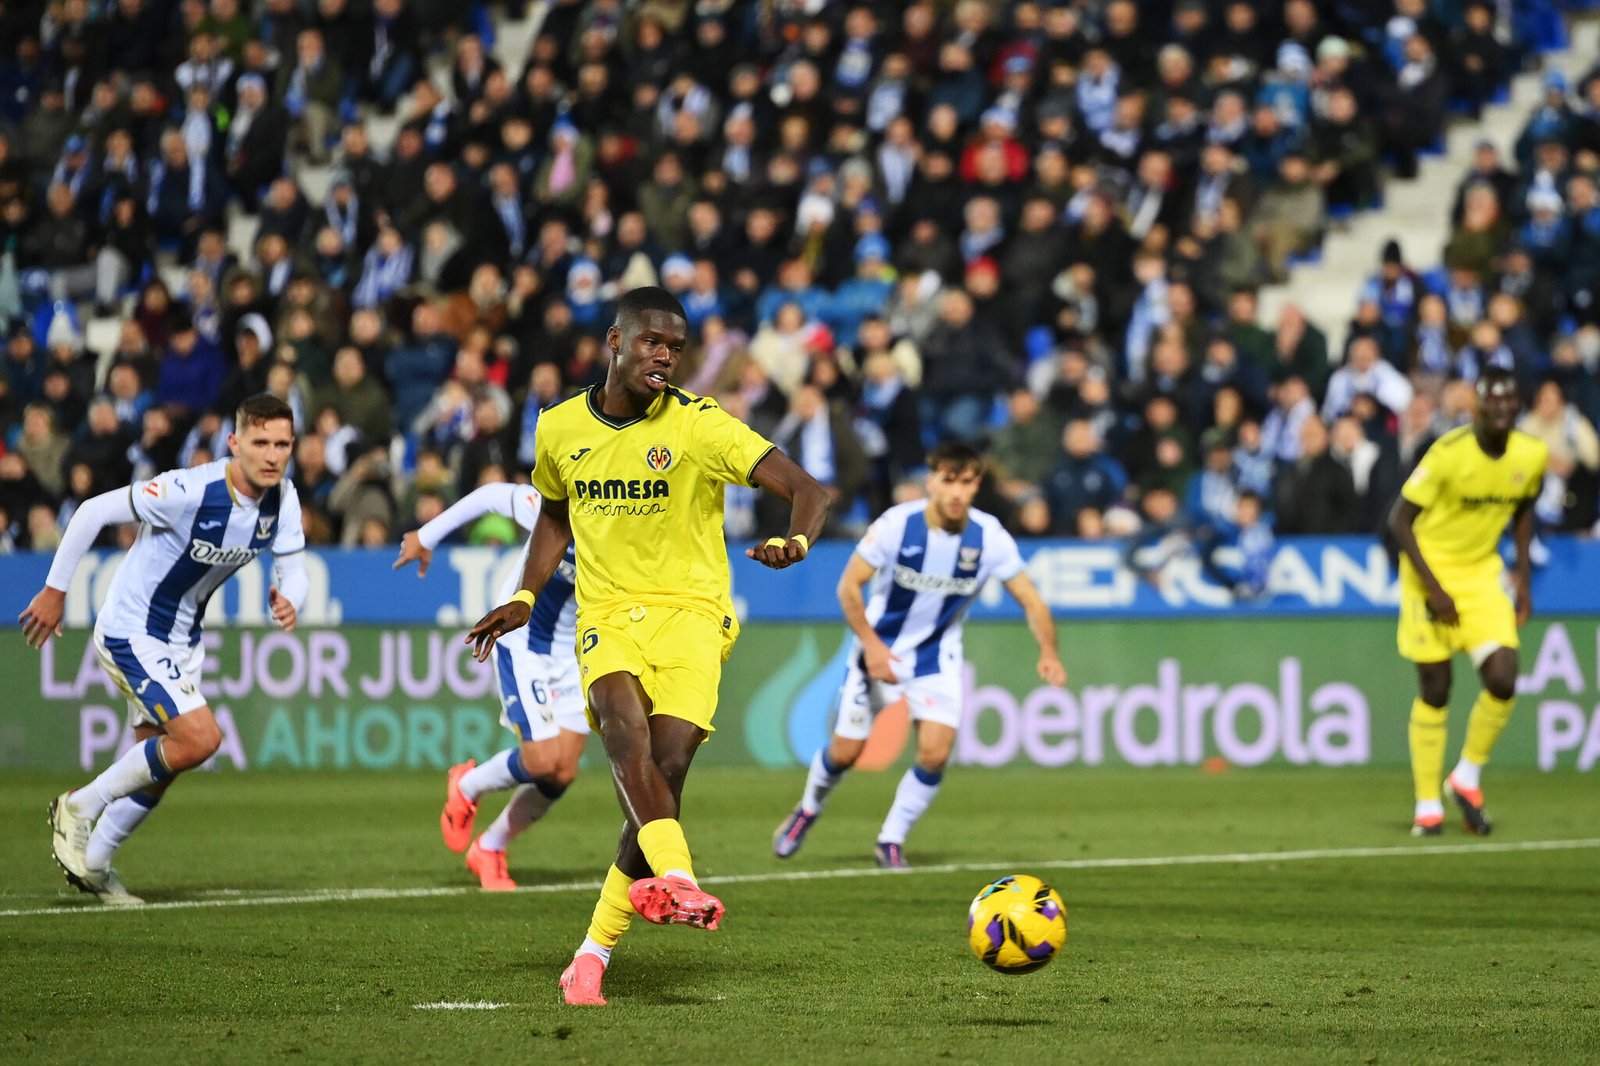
[853,500,1026,678]
[497,497,577,659]
[417,482,577,658]
[96,459,306,645]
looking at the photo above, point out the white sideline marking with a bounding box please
[3,837,1597,920]
[412,1001,509,1011]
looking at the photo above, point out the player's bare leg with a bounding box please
[1448,647,1519,835]
[446,731,575,856]
[468,731,586,890]
[562,681,712,1005]
[612,717,700,870]
[590,673,682,827]
[584,676,722,930]
[876,722,956,868]
[1409,662,1452,836]
[52,709,220,884]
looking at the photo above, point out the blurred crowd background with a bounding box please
[0,0,1597,599]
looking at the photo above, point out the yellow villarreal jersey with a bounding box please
[530,385,776,623]
[1400,426,1547,568]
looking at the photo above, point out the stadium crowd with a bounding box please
[0,0,1597,593]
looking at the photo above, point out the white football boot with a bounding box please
[48,792,94,884]
[81,866,146,907]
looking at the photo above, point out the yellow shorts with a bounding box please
[1397,556,1518,664]
[577,604,734,733]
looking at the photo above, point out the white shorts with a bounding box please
[494,641,589,742]
[833,659,964,741]
[95,632,209,728]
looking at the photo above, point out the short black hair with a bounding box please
[1476,366,1519,399]
[926,440,985,474]
[236,393,295,432]
[613,285,687,328]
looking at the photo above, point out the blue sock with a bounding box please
[506,748,536,785]
[458,748,526,801]
[880,764,945,845]
[75,736,174,819]
[129,788,163,810]
[143,737,174,783]
[801,747,847,814]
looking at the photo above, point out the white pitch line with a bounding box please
[3,837,1597,920]
[412,1001,509,1011]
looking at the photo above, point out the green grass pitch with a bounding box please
[1,766,1597,1064]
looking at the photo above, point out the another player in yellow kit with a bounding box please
[1390,368,1546,837]
[467,287,828,1006]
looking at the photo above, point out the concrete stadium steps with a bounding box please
[1258,18,1600,352]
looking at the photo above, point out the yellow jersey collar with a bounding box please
[585,384,662,430]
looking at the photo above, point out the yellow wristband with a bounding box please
[508,590,535,610]
[791,533,809,553]
[764,537,787,548]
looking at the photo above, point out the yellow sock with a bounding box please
[584,865,635,949]
[1409,699,1449,802]
[636,818,695,881]
[1462,691,1515,766]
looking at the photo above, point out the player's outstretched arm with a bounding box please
[1005,571,1067,686]
[1511,483,1540,626]
[1388,497,1458,626]
[19,488,137,649]
[392,531,433,576]
[745,449,829,569]
[395,483,528,578]
[467,499,573,661]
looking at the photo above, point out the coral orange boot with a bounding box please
[440,761,478,853]
[559,953,607,1006]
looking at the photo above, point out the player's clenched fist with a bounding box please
[269,586,298,632]
[745,534,809,570]
[466,600,533,661]
[1424,583,1460,627]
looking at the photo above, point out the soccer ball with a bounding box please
[966,874,1068,974]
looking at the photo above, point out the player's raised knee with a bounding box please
[827,737,866,770]
[1482,654,1518,701]
[650,747,695,787]
[518,740,562,781]
[545,759,581,790]
[164,711,223,769]
[1418,664,1452,708]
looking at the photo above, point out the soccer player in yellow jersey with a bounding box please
[467,287,828,1005]
[1390,368,1546,837]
